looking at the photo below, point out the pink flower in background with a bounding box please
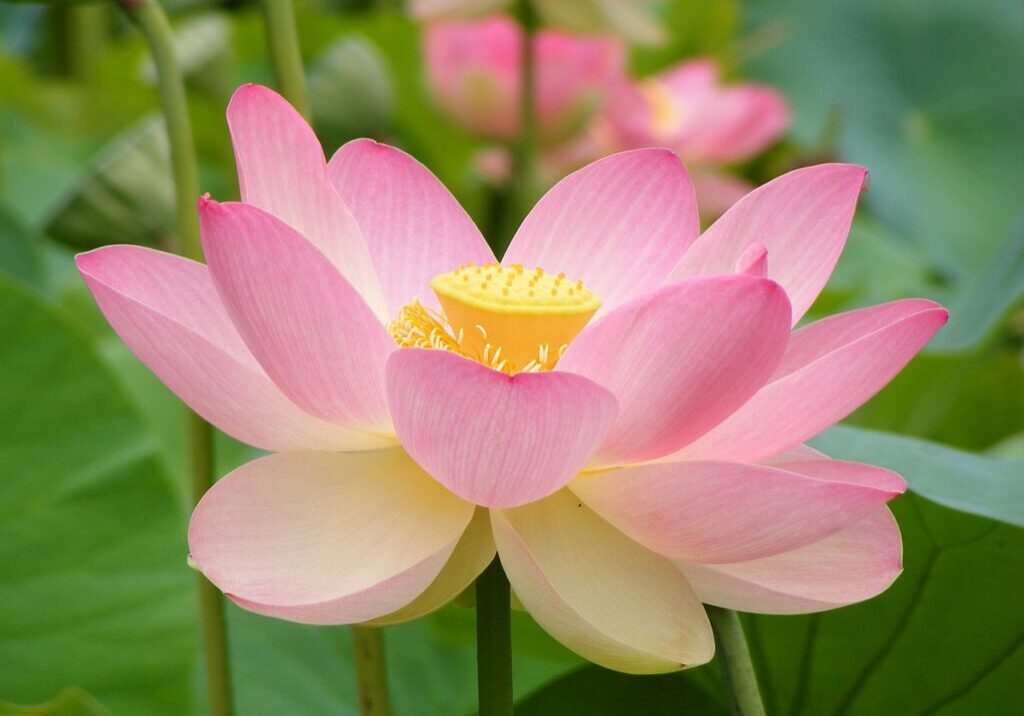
[549,58,790,217]
[604,59,788,163]
[425,16,625,144]
[413,0,665,44]
[78,86,946,673]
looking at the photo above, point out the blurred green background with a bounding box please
[1,0,1022,714]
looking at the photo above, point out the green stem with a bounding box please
[119,0,202,261]
[190,414,232,716]
[116,2,232,715]
[706,606,766,716]
[476,558,513,716]
[55,4,109,81]
[512,0,538,217]
[261,0,311,120]
[352,627,392,716]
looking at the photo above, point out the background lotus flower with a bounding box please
[412,0,666,44]
[425,16,625,144]
[77,86,946,674]
[546,58,790,217]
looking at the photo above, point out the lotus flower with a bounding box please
[412,0,665,45]
[77,86,947,674]
[549,58,790,217]
[425,16,625,144]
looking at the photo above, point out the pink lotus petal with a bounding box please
[491,490,714,674]
[424,17,624,143]
[559,275,791,465]
[668,164,868,325]
[571,459,904,564]
[679,507,902,614]
[189,449,475,625]
[734,242,768,277]
[599,59,787,166]
[683,85,789,163]
[226,85,386,318]
[327,140,496,316]
[386,349,617,508]
[658,58,719,95]
[76,246,393,452]
[199,199,394,430]
[368,508,495,626]
[503,149,699,313]
[677,299,949,462]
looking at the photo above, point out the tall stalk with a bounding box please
[512,0,538,218]
[476,558,514,715]
[352,626,392,716]
[114,2,232,714]
[54,4,109,81]
[261,0,311,119]
[706,606,767,716]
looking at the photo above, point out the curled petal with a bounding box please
[559,275,791,465]
[387,349,617,508]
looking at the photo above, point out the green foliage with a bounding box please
[0,688,112,716]
[929,218,1024,353]
[44,116,176,250]
[747,495,1024,716]
[310,36,395,154]
[0,277,196,716]
[0,206,44,287]
[812,426,1024,528]
[744,0,1024,282]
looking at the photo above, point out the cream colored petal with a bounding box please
[492,490,714,674]
[367,508,496,626]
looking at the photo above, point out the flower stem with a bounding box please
[120,0,203,261]
[352,626,392,716]
[54,4,109,81]
[190,414,232,716]
[706,606,766,716]
[476,557,514,715]
[261,0,311,120]
[513,0,538,217]
[115,2,232,714]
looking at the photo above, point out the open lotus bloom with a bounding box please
[548,58,790,217]
[425,17,625,144]
[412,0,665,45]
[77,86,947,674]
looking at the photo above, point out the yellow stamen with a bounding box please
[428,262,599,372]
[389,265,600,374]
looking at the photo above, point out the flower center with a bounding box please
[388,263,600,374]
[638,79,684,140]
